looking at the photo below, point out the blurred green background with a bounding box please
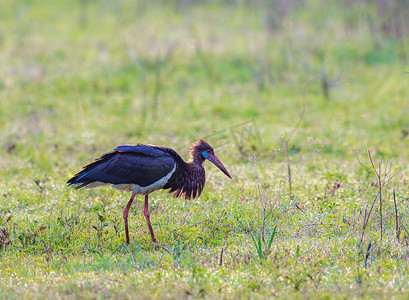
[1,0,408,163]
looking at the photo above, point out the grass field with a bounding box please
[1,0,409,298]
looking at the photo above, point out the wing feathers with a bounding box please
[67,147,176,189]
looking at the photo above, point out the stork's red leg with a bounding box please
[123,192,136,245]
[144,194,157,243]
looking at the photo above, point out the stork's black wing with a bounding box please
[67,145,176,189]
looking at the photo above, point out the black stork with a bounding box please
[67,139,231,244]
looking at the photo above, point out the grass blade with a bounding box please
[250,232,264,259]
[266,225,277,252]
[86,246,103,257]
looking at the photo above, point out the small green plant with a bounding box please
[354,141,397,243]
[250,225,277,260]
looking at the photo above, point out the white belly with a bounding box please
[113,163,176,195]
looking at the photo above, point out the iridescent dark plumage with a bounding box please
[67,139,231,244]
[163,139,214,200]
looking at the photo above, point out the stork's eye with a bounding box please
[206,149,213,155]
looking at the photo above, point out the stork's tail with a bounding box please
[67,167,96,189]
[67,154,114,189]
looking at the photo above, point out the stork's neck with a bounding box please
[191,150,205,166]
[191,156,205,166]
[163,159,206,200]
[181,161,206,197]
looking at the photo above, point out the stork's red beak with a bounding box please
[208,154,232,179]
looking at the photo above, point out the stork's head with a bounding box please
[190,139,232,178]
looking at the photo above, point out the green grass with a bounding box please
[1,0,409,298]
